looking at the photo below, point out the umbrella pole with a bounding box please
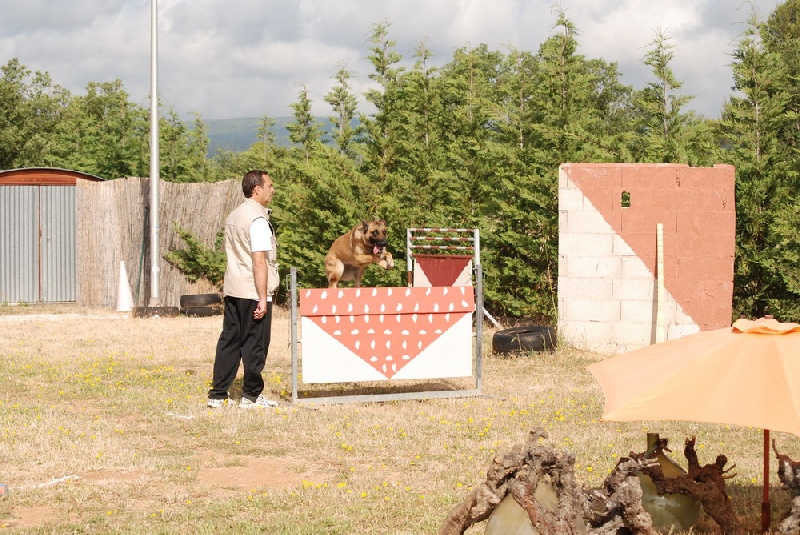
[762,429,770,533]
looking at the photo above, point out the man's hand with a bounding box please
[254,298,267,319]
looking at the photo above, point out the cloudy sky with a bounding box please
[0,0,781,121]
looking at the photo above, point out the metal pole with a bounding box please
[406,228,412,287]
[149,0,161,305]
[475,263,483,392]
[290,267,298,403]
[473,228,480,265]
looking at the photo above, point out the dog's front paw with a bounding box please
[379,252,394,270]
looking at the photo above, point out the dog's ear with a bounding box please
[360,220,369,232]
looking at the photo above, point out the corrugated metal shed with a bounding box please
[0,168,105,304]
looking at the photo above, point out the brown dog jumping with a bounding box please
[325,219,395,288]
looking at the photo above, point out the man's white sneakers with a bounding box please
[239,395,279,409]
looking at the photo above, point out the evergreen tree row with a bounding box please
[2,3,798,323]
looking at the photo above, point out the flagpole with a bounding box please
[149,0,161,305]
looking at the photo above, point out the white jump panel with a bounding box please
[299,286,475,384]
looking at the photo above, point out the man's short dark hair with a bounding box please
[242,170,268,198]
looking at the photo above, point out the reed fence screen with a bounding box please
[76,177,242,308]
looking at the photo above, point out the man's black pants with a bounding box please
[208,296,272,401]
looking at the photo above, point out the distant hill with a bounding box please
[204,117,335,156]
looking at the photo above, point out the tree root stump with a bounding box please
[440,430,743,534]
[440,428,662,534]
[584,456,659,534]
[773,440,800,534]
[626,436,741,534]
[439,428,585,534]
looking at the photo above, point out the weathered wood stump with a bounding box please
[584,456,659,534]
[628,436,742,534]
[773,440,800,534]
[439,428,586,534]
[440,428,662,534]
[440,430,742,534]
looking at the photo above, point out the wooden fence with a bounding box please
[76,177,242,308]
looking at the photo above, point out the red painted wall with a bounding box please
[565,163,735,331]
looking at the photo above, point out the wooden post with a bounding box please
[656,223,666,343]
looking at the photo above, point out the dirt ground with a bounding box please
[0,305,331,529]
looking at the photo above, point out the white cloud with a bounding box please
[0,0,783,120]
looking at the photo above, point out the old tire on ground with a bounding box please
[492,325,556,354]
[182,305,222,317]
[179,293,222,308]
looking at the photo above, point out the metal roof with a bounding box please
[0,167,107,185]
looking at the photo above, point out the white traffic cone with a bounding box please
[116,261,134,312]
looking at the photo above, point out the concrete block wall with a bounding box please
[558,163,736,353]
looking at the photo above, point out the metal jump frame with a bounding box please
[289,228,485,405]
[407,227,500,328]
[405,227,480,286]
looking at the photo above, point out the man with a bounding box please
[207,170,279,409]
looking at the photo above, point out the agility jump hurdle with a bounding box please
[289,264,485,405]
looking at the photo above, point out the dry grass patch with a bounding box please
[0,304,797,533]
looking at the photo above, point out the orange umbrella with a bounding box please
[587,317,800,532]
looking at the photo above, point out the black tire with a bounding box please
[492,325,556,354]
[182,305,222,317]
[179,293,222,308]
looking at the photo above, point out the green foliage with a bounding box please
[61,79,150,178]
[271,142,405,291]
[287,85,323,163]
[361,20,406,182]
[719,1,800,321]
[158,109,215,182]
[630,29,720,165]
[324,63,359,157]
[6,1,800,323]
[0,59,72,169]
[163,226,226,290]
[0,59,221,181]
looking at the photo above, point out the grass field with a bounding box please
[0,304,797,533]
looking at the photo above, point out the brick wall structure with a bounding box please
[557,163,736,353]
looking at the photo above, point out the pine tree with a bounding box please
[361,21,405,182]
[323,63,358,157]
[632,29,716,164]
[721,1,800,320]
[186,112,212,182]
[287,85,323,163]
[433,43,502,225]
[160,108,190,182]
[248,113,277,169]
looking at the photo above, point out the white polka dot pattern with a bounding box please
[300,286,475,378]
